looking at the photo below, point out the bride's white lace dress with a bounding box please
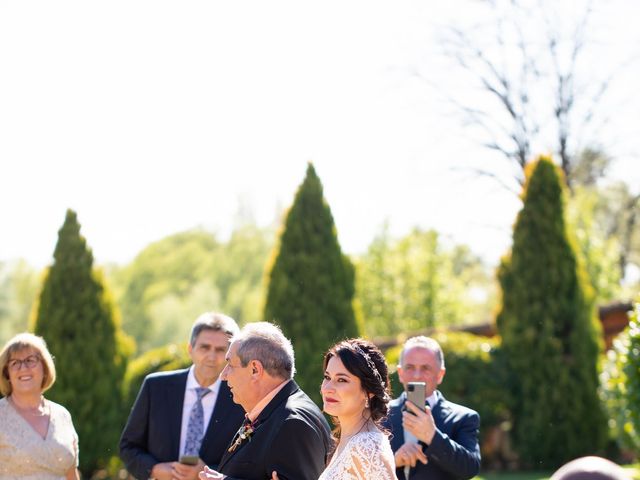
[319,430,397,480]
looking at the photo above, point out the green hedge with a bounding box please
[123,343,191,409]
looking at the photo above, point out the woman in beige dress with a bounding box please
[0,332,80,480]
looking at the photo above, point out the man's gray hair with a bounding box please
[190,312,240,346]
[233,322,295,380]
[399,336,445,369]
[550,456,631,480]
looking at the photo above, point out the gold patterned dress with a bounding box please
[0,397,79,480]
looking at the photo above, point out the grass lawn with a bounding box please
[476,471,553,480]
[475,464,640,480]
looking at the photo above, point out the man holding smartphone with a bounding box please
[382,336,481,480]
[120,312,245,480]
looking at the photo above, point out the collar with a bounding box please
[426,391,437,409]
[186,365,221,393]
[246,379,290,423]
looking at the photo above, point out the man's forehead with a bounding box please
[403,346,438,363]
[195,329,232,345]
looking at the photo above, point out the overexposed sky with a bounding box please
[1,1,639,268]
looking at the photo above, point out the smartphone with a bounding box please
[179,455,199,466]
[406,381,426,414]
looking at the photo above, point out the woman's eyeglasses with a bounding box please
[7,354,41,371]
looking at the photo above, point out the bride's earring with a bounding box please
[365,397,370,408]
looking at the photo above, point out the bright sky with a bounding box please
[1,1,639,269]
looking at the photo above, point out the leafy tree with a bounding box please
[567,186,623,304]
[111,225,272,351]
[356,227,496,337]
[0,260,39,345]
[112,229,220,350]
[496,157,606,468]
[264,163,359,402]
[437,1,633,191]
[566,148,640,285]
[31,209,133,474]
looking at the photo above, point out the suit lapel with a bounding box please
[430,390,448,428]
[218,380,297,469]
[205,381,233,436]
[390,393,406,452]
[168,369,189,458]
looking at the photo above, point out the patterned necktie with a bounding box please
[184,387,211,456]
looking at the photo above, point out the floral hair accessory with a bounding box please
[228,418,256,452]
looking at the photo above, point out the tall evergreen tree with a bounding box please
[32,210,133,475]
[264,163,360,402]
[496,156,606,468]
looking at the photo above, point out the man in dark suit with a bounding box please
[198,322,331,480]
[120,312,245,480]
[383,336,481,480]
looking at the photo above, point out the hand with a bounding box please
[403,401,436,445]
[150,462,175,480]
[172,458,206,480]
[198,465,225,479]
[394,442,428,467]
[272,472,280,480]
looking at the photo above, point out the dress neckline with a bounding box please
[5,396,51,441]
[331,429,382,464]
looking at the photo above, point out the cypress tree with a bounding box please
[264,163,360,403]
[496,156,606,468]
[32,209,133,475]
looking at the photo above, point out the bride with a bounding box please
[274,338,396,480]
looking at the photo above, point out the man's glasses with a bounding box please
[7,354,41,372]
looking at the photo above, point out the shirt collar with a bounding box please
[187,365,221,393]
[246,379,290,423]
[426,391,437,409]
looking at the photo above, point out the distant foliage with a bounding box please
[356,226,496,336]
[31,210,134,475]
[264,163,360,403]
[496,157,606,468]
[123,343,190,409]
[567,186,623,304]
[110,225,272,351]
[0,260,39,345]
[601,302,640,455]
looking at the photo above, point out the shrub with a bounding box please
[32,209,134,475]
[601,301,640,456]
[496,157,606,468]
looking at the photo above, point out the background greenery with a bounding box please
[0,159,637,477]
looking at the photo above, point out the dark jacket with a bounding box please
[218,380,332,480]
[383,390,481,480]
[119,369,245,480]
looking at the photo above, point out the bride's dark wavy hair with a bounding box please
[323,338,391,439]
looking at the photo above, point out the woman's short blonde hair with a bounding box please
[0,333,57,396]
